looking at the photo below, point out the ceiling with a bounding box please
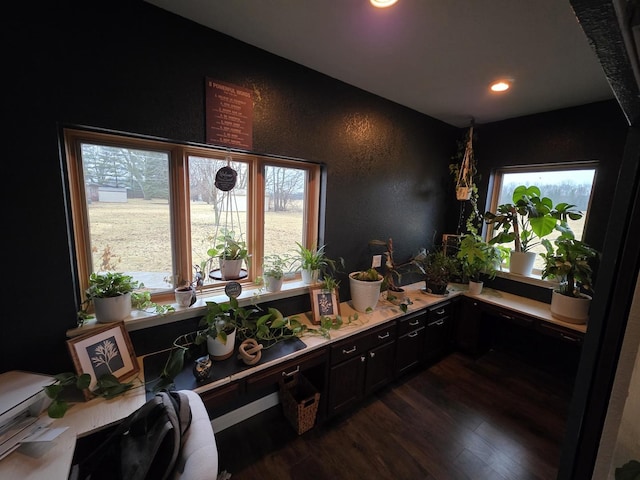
[144,0,616,127]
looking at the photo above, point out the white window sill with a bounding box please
[67,279,313,338]
[494,269,557,290]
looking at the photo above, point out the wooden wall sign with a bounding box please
[205,78,253,150]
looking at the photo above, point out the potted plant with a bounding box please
[456,233,502,295]
[483,185,583,275]
[262,253,295,292]
[80,272,142,323]
[197,299,254,360]
[348,268,384,313]
[294,242,340,285]
[541,236,600,324]
[369,238,416,306]
[414,248,460,296]
[207,229,250,280]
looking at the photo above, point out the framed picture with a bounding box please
[309,287,341,325]
[67,321,139,399]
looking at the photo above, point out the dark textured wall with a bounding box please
[2,1,628,375]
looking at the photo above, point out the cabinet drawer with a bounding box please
[397,310,426,336]
[200,381,243,414]
[246,348,327,392]
[427,301,451,322]
[536,321,584,344]
[487,305,535,329]
[330,322,396,366]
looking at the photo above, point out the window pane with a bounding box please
[494,168,596,270]
[264,165,305,258]
[81,143,172,291]
[189,155,248,285]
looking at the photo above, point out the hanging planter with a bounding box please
[456,124,475,201]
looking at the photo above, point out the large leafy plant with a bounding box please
[484,185,583,252]
[541,237,599,298]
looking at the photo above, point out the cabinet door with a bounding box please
[424,316,453,361]
[364,340,396,395]
[395,326,426,377]
[328,355,366,416]
[455,297,489,355]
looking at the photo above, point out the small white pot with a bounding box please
[301,268,319,285]
[264,275,283,292]
[219,258,243,279]
[207,329,236,360]
[93,293,132,323]
[174,287,195,307]
[550,290,591,324]
[468,280,483,295]
[509,251,537,276]
[349,272,383,313]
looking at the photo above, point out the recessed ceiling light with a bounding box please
[490,81,511,92]
[370,0,399,8]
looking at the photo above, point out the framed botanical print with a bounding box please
[66,321,139,399]
[309,287,341,325]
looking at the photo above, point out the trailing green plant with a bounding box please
[77,272,174,325]
[262,253,296,280]
[540,237,599,298]
[43,372,137,418]
[207,229,249,261]
[484,185,583,252]
[449,126,483,234]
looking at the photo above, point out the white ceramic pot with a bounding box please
[93,293,132,323]
[301,268,319,285]
[468,280,483,295]
[265,275,283,292]
[207,329,236,360]
[174,287,195,307]
[219,258,243,279]
[349,272,383,313]
[550,290,591,324]
[509,251,537,276]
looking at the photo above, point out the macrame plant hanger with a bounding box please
[456,121,476,235]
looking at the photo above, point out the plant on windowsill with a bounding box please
[261,253,296,293]
[294,242,343,285]
[78,272,174,326]
[540,235,600,324]
[483,185,583,276]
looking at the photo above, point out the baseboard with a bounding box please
[211,392,280,432]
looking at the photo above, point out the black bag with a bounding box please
[69,390,192,480]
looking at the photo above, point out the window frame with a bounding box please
[64,127,321,305]
[484,162,598,276]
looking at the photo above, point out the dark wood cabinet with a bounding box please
[424,300,455,361]
[395,310,427,377]
[455,296,490,355]
[327,321,396,417]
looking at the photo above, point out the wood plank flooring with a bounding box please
[215,349,574,480]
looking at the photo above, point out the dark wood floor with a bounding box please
[215,349,574,480]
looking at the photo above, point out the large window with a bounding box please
[64,128,321,303]
[486,163,597,273]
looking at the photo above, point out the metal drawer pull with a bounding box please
[343,346,357,354]
[500,313,514,321]
[428,319,444,327]
[409,319,420,326]
[370,352,375,358]
[282,366,300,377]
[408,331,419,338]
[435,309,445,315]
[361,356,366,362]
[560,334,579,342]
[378,332,390,340]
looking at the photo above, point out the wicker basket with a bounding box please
[279,374,320,435]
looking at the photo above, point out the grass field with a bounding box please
[87,199,304,286]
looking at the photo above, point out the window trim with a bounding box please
[64,127,321,305]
